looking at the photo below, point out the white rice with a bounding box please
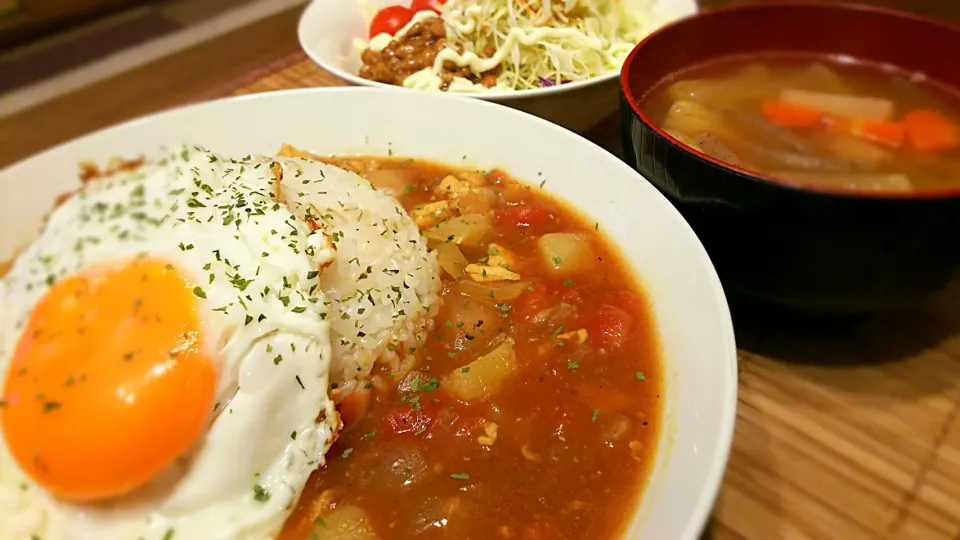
[275,157,441,384]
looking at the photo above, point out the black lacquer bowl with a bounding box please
[620,1,960,313]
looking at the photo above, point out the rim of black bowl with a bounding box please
[620,0,960,201]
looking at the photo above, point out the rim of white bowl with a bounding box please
[1,87,738,540]
[296,1,622,101]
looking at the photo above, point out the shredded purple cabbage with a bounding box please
[538,76,572,87]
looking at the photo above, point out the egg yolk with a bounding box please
[1,259,217,501]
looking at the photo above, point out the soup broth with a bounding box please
[641,54,960,194]
[276,156,662,540]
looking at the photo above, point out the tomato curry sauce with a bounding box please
[278,157,662,540]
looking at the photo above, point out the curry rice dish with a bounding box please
[0,145,662,540]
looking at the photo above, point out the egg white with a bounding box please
[0,146,339,540]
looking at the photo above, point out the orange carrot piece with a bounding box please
[850,119,905,147]
[761,100,822,128]
[904,109,960,151]
[823,116,905,147]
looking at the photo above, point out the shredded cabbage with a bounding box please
[357,0,675,92]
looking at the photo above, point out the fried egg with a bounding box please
[0,146,339,540]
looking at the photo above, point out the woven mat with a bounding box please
[214,51,960,540]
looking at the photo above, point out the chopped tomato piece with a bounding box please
[583,304,635,350]
[455,416,488,438]
[559,286,581,304]
[497,203,555,229]
[369,5,415,37]
[382,404,438,436]
[510,280,585,319]
[575,384,633,413]
[511,281,551,318]
[521,523,561,540]
[904,109,960,151]
[761,100,822,128]
[410,0,447,12]
[337,388,371,427]
[602,290,643,313]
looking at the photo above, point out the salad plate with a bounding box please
[297,0,697,131]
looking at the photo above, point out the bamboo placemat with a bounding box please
[212,51,960,540]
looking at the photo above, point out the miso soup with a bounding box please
[641,54,960,194]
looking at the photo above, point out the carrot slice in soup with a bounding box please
[761,100,822,128]
[904,109,960,151]
[832,118,906,147]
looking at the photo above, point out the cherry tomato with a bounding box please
[410,0,446,12]
[584,304,635,350]
[382,403,439,436]
[369,5,415,38]
[497,203,555,229]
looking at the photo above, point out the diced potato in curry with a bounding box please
[537,232,595,275]
[434,241,470,278]
[455,278,530,302]
[443,338,518,401]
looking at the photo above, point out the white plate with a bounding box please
[0,88,736,540]
[297,0,698,132]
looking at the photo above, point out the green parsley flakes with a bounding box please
[252,484,270,502]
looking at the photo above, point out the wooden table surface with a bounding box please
[2,2,960,540]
